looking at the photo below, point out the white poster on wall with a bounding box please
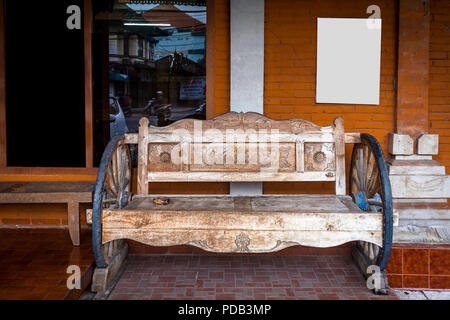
[316,18,382,105]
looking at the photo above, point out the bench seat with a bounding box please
[89,195,388,253]
[0,181,94,245]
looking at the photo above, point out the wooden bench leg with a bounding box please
[92,240,128,293]
[68,201,80,246]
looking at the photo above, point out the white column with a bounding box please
[229,0,265,195]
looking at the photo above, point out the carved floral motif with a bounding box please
[235,232,251,252]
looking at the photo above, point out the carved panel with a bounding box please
[188,142,296,172]
[304,143,336,172]
[148,143,181,172]
[146,112,327,134]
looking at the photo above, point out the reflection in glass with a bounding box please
[93,0,207,166]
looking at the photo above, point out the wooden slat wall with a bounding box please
[429,0,450,174]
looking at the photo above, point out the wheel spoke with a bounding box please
[107,166,118,196]
[356,147,366,193]
[119,146,128,191]
[365,150,375,190]
[352,174,362,192]
[104,179,117,198]
[367,166,379,198]
[111,149,119,188]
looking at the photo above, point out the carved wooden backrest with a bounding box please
[137,112,346,195]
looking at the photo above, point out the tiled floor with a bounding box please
[108,255,399,300]
[0,228,94,300]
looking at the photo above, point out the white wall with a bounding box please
[229,0,265,195]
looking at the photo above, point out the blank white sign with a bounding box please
[316,18,382,105]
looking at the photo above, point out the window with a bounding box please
[93,0,207,166]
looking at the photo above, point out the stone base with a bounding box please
[388,157,449,244]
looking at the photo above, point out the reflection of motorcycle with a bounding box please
[143,98,172,127]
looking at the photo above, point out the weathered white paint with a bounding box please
[389,165,446,175]
[396,208,450,220]
[417,133,439,155]
[388,133,413,155]
[230,0,265,196]
[390,175,450,198]
[124,132,361,145]
[393,155,433,161]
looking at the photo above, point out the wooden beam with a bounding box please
[84,0,93,168]
[0,0,6,167]
[396,0,430,142]
[206,0,215,120]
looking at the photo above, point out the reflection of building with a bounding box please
[155,53,205,106]
[108,32,158,107]
[107,3,206,108]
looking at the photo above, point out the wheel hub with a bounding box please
[353,192,382,211]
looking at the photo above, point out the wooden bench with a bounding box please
[87,112,396,294]
[0,181,95,245]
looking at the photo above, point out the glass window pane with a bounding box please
[93,0,207,167]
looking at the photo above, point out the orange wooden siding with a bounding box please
[429,0,450,174]
[212,0,230,117]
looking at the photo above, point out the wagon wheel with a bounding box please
[92,134,132,268]
[349,134,393,294]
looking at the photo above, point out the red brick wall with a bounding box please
[264,0,397,194]
[430,0,450,174]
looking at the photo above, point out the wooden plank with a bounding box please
[101,209,382,231]
[344,133,361,144]
[137,117,149,194]
[102,229,382,252]
[0,181,95,194]
[124,133,138,144]
[0,182,94,203]
[334,117,346,195]
[296,140,304,172]
[125,195,360,212]
[141,133,335,144]
[0,193,92,203]
[147,171,336,182]
[68,201,80,246]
